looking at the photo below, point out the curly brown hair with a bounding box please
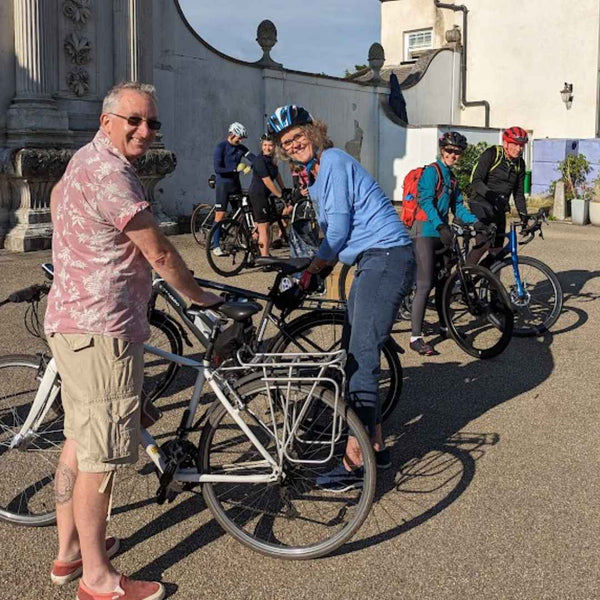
[275,119,334,162]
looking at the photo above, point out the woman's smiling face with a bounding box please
[280,127,314,165]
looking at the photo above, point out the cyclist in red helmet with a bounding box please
[467,126,529,266]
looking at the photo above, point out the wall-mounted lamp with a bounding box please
[560,82,573,109]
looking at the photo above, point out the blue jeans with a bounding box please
[344,244,415,435]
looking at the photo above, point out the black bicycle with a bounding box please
[153,258,403,420]
[206,192,291,277]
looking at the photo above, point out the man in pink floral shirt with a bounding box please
[45,81,221,600]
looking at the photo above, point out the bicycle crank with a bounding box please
[156,439,198,504]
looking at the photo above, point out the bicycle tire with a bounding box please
[0,354,63,526]
[190,204,215,247]
[144,309,183,403]
[206,218,251,277]
[198,379,376,559]
[442,265,514,359]
[490,255,563,337]
[269,309,402,422]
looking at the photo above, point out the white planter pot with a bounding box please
[589,201,600,226]
[571,198,590,225]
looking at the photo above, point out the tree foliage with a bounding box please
[454,141,489,197]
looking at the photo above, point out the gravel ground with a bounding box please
[0,223,598,600]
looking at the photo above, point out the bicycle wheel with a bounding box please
[191,204,215,247]
[270,309,402,422]
[144,309,183,403]
[206,218,251,277]
[198,379,376,559]
[337,264,353,302]
[490,256,563,337]
[442,265,514,359]
[0,354,63,526]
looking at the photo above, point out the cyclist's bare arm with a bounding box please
[261,176,282,198]
[125,210,222,306]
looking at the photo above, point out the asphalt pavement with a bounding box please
[0,223,598,600]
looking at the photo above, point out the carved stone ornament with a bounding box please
[64,32,91,65]
[67,67,90,96]
[6,148,74,180]
[62,0,92,25]
[256,20,277,52]
[135,150,177,178]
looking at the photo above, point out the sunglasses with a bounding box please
[444,148,463,156]
[109,113,162,131]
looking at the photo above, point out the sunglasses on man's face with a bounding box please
[109,113,162,131]
[444,147,463,156]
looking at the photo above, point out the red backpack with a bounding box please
[401,162,455,228]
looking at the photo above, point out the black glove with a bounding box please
[282,188,293,203]
[519,212,529,227]
[473,221,489,234]
[437,224,454,248]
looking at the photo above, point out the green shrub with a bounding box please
[454,141,490,198]
[551,154,591,201]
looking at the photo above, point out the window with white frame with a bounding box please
[404,28,433,60]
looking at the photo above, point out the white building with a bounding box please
[380,0,600,139]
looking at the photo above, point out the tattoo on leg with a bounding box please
[55,462,76,505]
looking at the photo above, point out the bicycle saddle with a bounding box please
[254,257,311,275]
[189,301,261,322]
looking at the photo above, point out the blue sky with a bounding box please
[178,0,381,77]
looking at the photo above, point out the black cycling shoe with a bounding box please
[410,338,435,356]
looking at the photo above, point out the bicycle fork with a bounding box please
[509,225,527,299]
[10,355,61,450]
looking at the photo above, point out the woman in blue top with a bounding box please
[409,131,486,355]
[267,105,415,490]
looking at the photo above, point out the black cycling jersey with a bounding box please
[248,154,279,199]
[470,145,526,216]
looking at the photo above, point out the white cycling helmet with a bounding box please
[228,122,248,138]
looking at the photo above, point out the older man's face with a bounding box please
[101,90,158,162]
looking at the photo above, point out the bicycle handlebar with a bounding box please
[2,283,50,305]
[519,208,548,245]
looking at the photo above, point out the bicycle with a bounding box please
[486,208,563,337]
[0,298,376,559]
[206,191,291,277]
[433,222,514,359]
[39,259,404,424]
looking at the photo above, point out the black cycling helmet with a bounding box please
[260,133,273,142]
[267,105,313,136]
[439,131,468,151]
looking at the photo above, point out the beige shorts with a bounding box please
[48,333,144,473]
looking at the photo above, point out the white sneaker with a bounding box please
[212,247,225,257]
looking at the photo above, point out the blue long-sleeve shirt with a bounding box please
[213,140,255,184]
[308,148,411,265]
[416,159,476,237]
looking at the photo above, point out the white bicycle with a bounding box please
[0,290,375,559]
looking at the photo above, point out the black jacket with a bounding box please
[470,146,526,215]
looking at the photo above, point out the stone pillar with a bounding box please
[2,148,73,252]
[6,0,69,132]
[113,0,152,83]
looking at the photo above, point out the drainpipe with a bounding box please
[433,0,490,127]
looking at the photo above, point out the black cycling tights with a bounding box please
[411,236,447,337]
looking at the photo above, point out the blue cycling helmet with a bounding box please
[267,105,313,136]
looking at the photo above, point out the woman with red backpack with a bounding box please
[408,131,486,356]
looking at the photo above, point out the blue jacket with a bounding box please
[416,159,476,238]
[308,148,411,265]
[213,140,255,184]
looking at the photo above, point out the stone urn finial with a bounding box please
[368,42,385,82]
[255,20,283,68]
[445,25,462,47]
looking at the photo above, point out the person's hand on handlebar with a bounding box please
[195,290,225,308]
[437,223,454,248]
[473,220,490,235]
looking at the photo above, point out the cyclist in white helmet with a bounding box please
[211,122,255,255]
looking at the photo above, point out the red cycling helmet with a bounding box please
[503,126,529,145]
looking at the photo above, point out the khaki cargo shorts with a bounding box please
[48,333,144,473]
